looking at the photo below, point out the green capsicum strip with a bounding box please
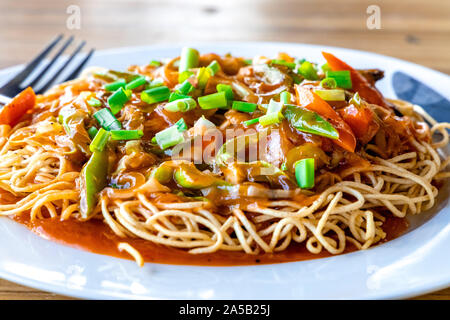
[152,161,228,189]
[283,104,339,139]
[79,148,108,218]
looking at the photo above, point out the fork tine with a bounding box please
[0,34,63,90]
[27,36,74,88]
[61,48,95,82]
[35,40,86,94]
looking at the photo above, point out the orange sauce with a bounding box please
[10,213,408,266]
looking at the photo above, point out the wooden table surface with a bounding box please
[0,0,448,300]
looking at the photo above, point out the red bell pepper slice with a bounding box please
[322,52,392,109]
[295,85,356,152]
[338,103,379,143]
[0,87,36,126]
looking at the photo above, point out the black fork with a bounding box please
[0,34,94,104]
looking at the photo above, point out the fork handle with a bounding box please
[0,94,12,106]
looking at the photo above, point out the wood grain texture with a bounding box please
[0,0,448,300]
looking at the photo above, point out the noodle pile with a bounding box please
[0,52,449,265]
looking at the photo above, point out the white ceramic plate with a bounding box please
[0,42,449,300]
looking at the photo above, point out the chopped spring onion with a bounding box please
[194,115,216,130]
[107,88,131,114]
[280,91,292,104]
[266,99,283,114]
[147,78,164,89]
[175,118,188,132]
[178,47,199,73]
[232,82,252,98]
[89,128,110,152]
[110,129,144,140]
[243,117,260,126]
[154,125,185,150]
[87,127,98,139]
[198,91,228,109]
[104,79,126,92]
[295,158,315,189]
[196,67,210,89]
[141,86,170,104]
[320,77,337,89]
[125,76,147,90]
[321,63,332,73]
[314,89,345,101]
[216,84,234,100]
[243,59,252,65]
[93,108,122,131]
[177,80,194,95]
[178,71,194,84]
[350,92,361,106]
[298,61,318,80]
[164,97,197,112]
[232,101,258,113]
[149,60,161,67]
[87,97,102,108]
[271,59,296,69]
[206,60,221,76]
[259,111,284,126]
[326,70,352,89]
[169,92,190,102]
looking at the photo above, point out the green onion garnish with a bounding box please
[259,112,284,126]
[259,111,284,127]
[196,67,210,89]
[295,158,315,189]
[154,125,185,150]
[104,79,126,92]
[206,60,221,76]
[110,130,144,140]
[108,88,131,114]
[89,128,110,152]
[198,92,228,109]
[169,92,190,102]
[149,60,162,67]
[298,61,318,80]
[320,78,337,89]
[314,89,345,101]
[141,86,171,104]
[216,84,234,100]
[350,92,361,106]
[87,97,102,108]
[125,76,147,90]
[243,59,252,65]
[321,63,332,73]
[178,47,199,73]
[175,118,188,132]
[147,78,164,89]
[87,127,99,139]
[232,101,258,113]
[243,118,260,126]
[280,91,291,104]
[326,70,352,89]
[93,108,122,131]
[271,59,296,69]
[165,98,197,112]
[266,99,283,114]
[177,80,194,95]
[178,71,194,84]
